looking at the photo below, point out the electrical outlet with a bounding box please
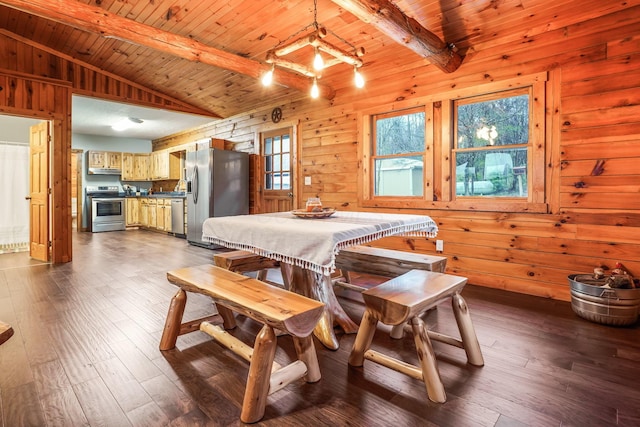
[304,176,311,185]
[436,240,444,252]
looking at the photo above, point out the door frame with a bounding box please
[252,119,299,213]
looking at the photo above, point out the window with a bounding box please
[372,108,425,197]
[362,73,549,212]
[263,129,291,190]
[453,89,529,198]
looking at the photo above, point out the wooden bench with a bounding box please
[348,270,484,403]
[160,264,324,424]
[335,245,448,337]
[334,245,447,291]
[213,249,280,282]
[0,321,13,346]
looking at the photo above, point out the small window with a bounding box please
[372,108,425,197]
[263,130,291,190]
[454,89,530,198]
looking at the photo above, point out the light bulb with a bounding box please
[354,68,365,88]
[261,67,274,86]
[310,78,320,99]
[313,48,324,71]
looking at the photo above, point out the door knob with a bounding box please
[287,192,293,198]
[25,196,32,200]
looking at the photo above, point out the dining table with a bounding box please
[202,210,438,350]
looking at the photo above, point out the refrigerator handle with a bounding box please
[193,166,199,204]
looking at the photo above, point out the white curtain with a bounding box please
[0,142,30,252]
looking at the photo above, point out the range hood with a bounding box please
[88,167,121,175]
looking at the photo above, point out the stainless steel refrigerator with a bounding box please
[186,146,249,247]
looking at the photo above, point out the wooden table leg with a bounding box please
[288,265,359,350]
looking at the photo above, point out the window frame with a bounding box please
[371,106,428,198]
[360,73,549,213]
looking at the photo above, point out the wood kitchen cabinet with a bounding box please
[125,198,139,226]
[140,198,149,227]
[122,153,150,181]
[148,198,157,228]
[164,199,172,233]
[155,199,165,231]
[88,150,122,170]
[150,150,181,180]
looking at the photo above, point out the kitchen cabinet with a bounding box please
[88,150,122,170]
[156,199,166,231]
[164,199,173,232]
[122,153,150,181]
[125,198,139,226]
[148,199,157,228]
[140,198,149,227]
[150,150,181,180]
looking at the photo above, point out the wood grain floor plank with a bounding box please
[73,377,132,427]
[2,382,47,426]
[93,357,154,413]
[39,387,90,427]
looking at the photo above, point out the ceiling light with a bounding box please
[261,65,274,86]
[310,78,320,99]
[263,0,365,98]
[354,67,365,89]
[112,117,144,131]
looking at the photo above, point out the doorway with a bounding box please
[259,127,295,213]
[0,114,43,258]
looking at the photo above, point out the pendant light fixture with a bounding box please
[261,0,365,98]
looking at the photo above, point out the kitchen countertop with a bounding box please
[124,192,186,198]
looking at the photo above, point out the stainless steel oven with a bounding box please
[87,186,126,232]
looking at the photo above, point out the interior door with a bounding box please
[259,128,294,213]
[29,121,50,261]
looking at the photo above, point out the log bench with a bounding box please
[334,245,447,291]
[213,249,280,282]
[0,321,13,346]
[160,264,324,424]
[335,245,448,337]
[348,270,484,403]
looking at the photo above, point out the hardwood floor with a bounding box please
[0,230,638,426]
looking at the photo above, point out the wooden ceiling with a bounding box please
[0,0,634,119]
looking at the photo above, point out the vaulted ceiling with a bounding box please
[0,1,634,120]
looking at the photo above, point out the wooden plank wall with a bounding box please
[155,6,640,301]
[0,32,213,263]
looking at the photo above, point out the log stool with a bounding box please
[348,269,484,403]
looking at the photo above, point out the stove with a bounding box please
[86,186,126,232]
[86,185,120,197]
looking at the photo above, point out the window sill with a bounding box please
[362,198,548,213]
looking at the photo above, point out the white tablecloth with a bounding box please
[202,211,438,275]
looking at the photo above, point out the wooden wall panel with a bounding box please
[155,6,640,302]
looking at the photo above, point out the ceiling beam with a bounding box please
[0,0,335,100]
[330,0,462,73]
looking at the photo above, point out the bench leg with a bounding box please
[348,310,378,367]
[160,289,187,351]
[411,316,446,403]
[217,304,237,330]
[293,335,321,383]
[256,269,268,281]
[451,293,484,367]
[241,325,277,424]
